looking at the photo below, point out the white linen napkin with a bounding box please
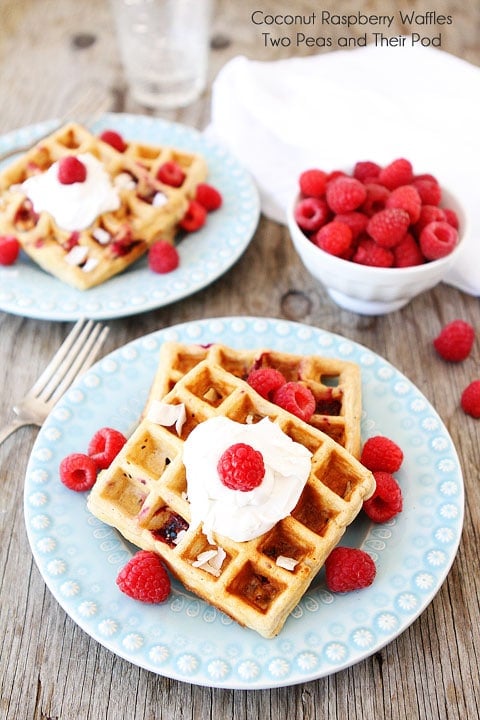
[208,45,480,295]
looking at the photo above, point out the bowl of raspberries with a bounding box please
[287,157,465,315]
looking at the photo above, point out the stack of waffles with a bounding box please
[88,342,374,638]
[0,122,207,289]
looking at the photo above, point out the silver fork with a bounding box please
[0,318,109,447]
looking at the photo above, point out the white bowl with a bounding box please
[287,189,466,315]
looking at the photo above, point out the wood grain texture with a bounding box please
[1,1,479,718]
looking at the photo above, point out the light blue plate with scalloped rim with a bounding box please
[23,317,464,689]
[0,114,259,320]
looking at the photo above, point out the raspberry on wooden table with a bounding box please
[360,436,404,473]
[461,380,480,418]
[116,550,171,603]
[363,471,403,523]
[325,547,376,592]
[433,320,475,362]
[0,235,20,265]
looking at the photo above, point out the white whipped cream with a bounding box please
[182,416,312,543]
[21,152,121,231]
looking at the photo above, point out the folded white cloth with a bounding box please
[208,45,480,295]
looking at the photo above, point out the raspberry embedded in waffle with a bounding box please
[87,359,374,638]
[0,122,207,289]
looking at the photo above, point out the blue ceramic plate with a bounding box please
[23,317,463,689]
[0,115,260,320]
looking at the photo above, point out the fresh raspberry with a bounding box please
[99,129,127,152]
[352,237,394,267]
[326,170,346,183]
[385,185,422,223]
[443,207,459,229]
[433,320,475,362]
[393,233,425,268]
[361,183,390,216]
[294,197,330,233]
[367,208,410,248]
[148,240,180,273]
[57,156,87,184]
[325,547,376,592]
[461,380,480,418]
[116,550,171,603]
[217,443,265,491]
[194,183,223,211]
[360,436,404,473]
[378,158,413,190]
[59,452,98,492]
[333,212,369,239]
[273,381,316,422]
[419,221,458,260]
[363,471,403,523]
[246,367,286,400]
[326,177,367,213]
[87,427,127,469]
[413,205,446,236]
[156,161,186,187]
[314,221,352,257]
[299,168,328,198]
[412,176,442,205]
[0,235,20,265]
[179,200,207,232]
[353,160,381,184]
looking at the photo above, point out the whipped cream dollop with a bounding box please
[182,416,312,543]
[21,152,121,231]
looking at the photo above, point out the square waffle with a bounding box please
[87,359,374,638]
[143,341,363,458]
[0,122,207,289]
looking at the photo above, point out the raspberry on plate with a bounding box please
[314,220,353,257]
[461,380,480,418]
[360,435,404,473]
[433,319,475,362]
[273,381,316,422]
[116,550,171,603]
[148,240,180,274]
[88,427,127,469]
[325,546,376,592]
[156,160,186,187]
[217,443,265,491]
[326,176,367,214]
[179,200,207,232]
[246,367,286,400]
[363,471,403,523]
[194,182,223,211]
[59,452,98,492]
[0,234,20,265]
[57,156,87,184]
[99,129,127,153]
[299,168,328,198]
[420,221,458,260]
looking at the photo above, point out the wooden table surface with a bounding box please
[1,1,479,718]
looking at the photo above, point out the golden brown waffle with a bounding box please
[144,341,362,458]
[88,360,374,638]
[0,122,207,289]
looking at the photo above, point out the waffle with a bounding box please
[0,122,207,289]
[88,360,374,638]
[143,341,363,458]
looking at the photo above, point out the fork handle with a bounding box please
[0,418,34,447]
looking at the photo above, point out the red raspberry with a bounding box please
[393,233,425,268]
[179,200,207,232]
[461,380,480,418]
[385,185,422,224]
[363,471,403,523]
[360,436,404,473]
[412,176,442,205]
[0,235,20,265]
[413,205,446,236]
[326,177,367,213]
[326,170,346,183]
[57,156,87,184]
[294,197,330,233]
[333,212,368,239]
[246,367,286,400]
[443,207,459,229]
[156,161,186,187]
[87,427,127,469]
[352,237,394,267]
[378,158,413,190]
[314,221,352,257]
[353,160,381,183]
[419,221,458,260]
[59,452,98,492]
[361,183,390,216]
[433,319,475,362]
[325,547,376,592]
[116,550,171,603]
[194,183,222,211]
[217,443,265,491]
[148,240,180,273]
[299,168,328,198]
[273,381,316,422]
[367,208,410,248]
[99,129,127,152]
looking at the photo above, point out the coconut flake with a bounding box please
[192,546,226,577]
[92,227,111,244]
[276,555,298,571]
[147,400,186,435]
[152,191,168,207]
[65,245,89,266]
[173,529,187,545]
[114,172,136,191]
[82,257,99,272]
